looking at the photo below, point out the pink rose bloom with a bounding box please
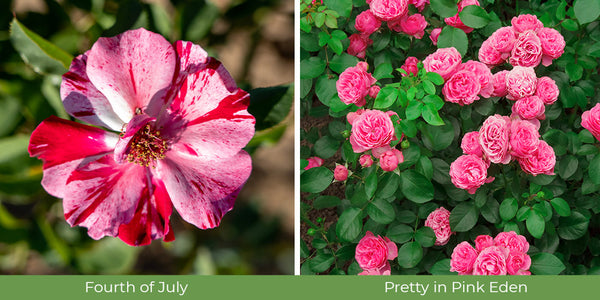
[449,154,491,194]
[360,154,374,167]
[336,62,377,107]
[423,47,462,81]
[491,70,509,97]
[537,27,565,66]
[461,131,484,157]
[410,0,429,11]
[430,27,441,46]
[489,26,517,54]
[347,34,373,59]
[349,109,395,153]
[506,251,532,275]
[457,60,494,98]
[450,241,478,275]
[400,56,420,77]
[442,71,481,106]
[535,76,559,105]
[472,246,509,275]
[511,14,543,34]
[398,13,427,39]
[518,140,556,176]
[478,40,504,67]
[334,165,349,181]
[355,10,382,36]
[505,66,537,100]
[305,156,324,170]
[424,207,454,246]
[494,231,530,253]
[582,103,600,141]
[475,235,495,252]
[509,31,542,67]
[29,28,255,246]
[512,95,545,120]
[347,109,365,125]
[379,150,401,171]
[369,0,409,22]
[510,119,541,158]
[355,231,398,275]
[369,85,381,98]
[479,114,512,164]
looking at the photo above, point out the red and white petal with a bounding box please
[118,177,174,246]
[61,53,125,131]
[28,116,118,198]
[86,28,176,123]
[156,150,252,230]
[62,155,147,240]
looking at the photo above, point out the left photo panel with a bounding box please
[0,0,294,275]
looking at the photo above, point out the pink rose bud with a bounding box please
[359,154,374,167]
[334,165,349,181]
[400,56,420,77]
[474,235,494,252]
[355,10,381,36]
[430,27,441,46]
[355,231,398,275]
[449,154,491,194]
[398,13,427,39]
[518,140,556,176]
[423,47,462,81]
[538,27,565,66]
[424,207,454,246]
[347,34,373,59]
[582,103,600,142]
[535,76,559,105]
[336,62,377,107]
[450,241,478,275]
[368,85,381,98]
[304,156,324,170]
[379,150,399,171]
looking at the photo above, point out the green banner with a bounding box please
[0,275,598,299]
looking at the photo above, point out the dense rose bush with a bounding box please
[301,0,598,276]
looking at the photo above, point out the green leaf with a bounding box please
[557,155,578,179]
[313,12,326,28]
[458,5,490,28]
[437,26,469,57]
[329,53,359,74]
[364,171,378,199]
[375,173,400,199]
[329,96,351,113]
[309,252,335,273]
[480,198,500,224]
[431,158,451,184]
[367,198,395,224]
[300,16,311,33]
[415,227,436,248]
[300,57,326,79]
[530,253,566,275]
[574,0,600,24]
[10,18,73,75]
[449,202,478,232]
[301,167,333,193]
[400,170,434,203]
[557,211,589,240]
[0,135,30,166]
[323,0,353,18]
[313,195,341,209]
[422,80,436,95]
[336,207,363,242]
[526,210,545,239]
[405,101,424,120]
[499,198,518,221]
[561,19,579,31]
[248,85,293,131]
[416,156,433,180]
[314,135,340,159]
[422,95,444,110]
[397,242,423,268]
[430,0,459,18]
[566,63,584,82]
[374,86,399,109]
[550,198,571,217]
[556,0,567,20]
[327,38,343,55]
[400,119,418,138]
[324,14,338,29]
[422,103,445,126]
[589,154,600,184]
[315,75,337,105]
[312,238,328,249]
[374,63,394,80]
[420,121,455,151]
[430,259,455,275]
[331,30,346,40]
[426,72,444,85]
[387,224,414,243]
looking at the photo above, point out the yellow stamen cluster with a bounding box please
[126,124,168,167]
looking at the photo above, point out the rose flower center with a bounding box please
[126,124,168,167]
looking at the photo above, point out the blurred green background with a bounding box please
[0,0,294,274]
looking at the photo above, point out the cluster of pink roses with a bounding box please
[450,231,531,275]
[582,103,600,142]
[424,207,454,246]
[479,14,565,68]
[349,0,429,58]
[451,114,556,194]
[355,231,398,275]
[348,109,405,172]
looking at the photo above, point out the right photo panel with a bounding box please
[300,0,599,275]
